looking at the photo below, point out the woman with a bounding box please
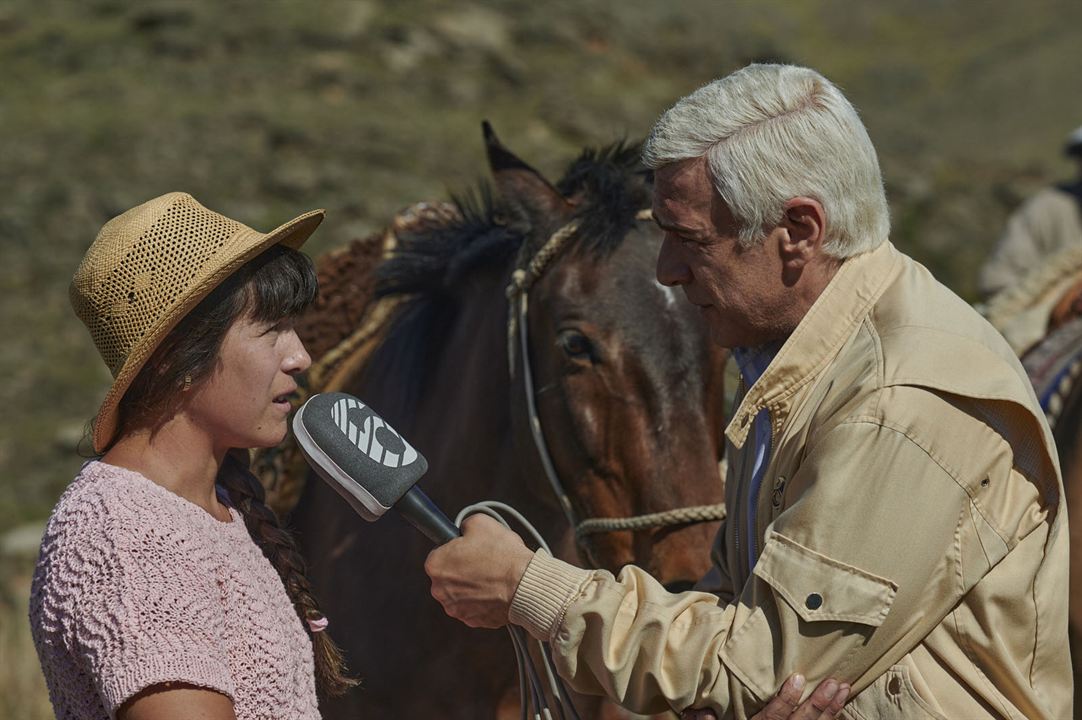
[29,192,353,719]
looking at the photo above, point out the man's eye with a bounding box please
[671,232,700,246]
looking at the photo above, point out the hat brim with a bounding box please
[91,208,325,453]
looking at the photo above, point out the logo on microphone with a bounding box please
[330,397,420,469]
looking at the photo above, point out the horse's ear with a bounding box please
[483,121,572,226]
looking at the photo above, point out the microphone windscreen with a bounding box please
[292,392,429,521]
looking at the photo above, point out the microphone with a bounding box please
[294,394,581,719]
[292,391,461,544]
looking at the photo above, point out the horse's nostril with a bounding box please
[663,579,697,594]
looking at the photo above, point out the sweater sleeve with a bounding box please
[61,498,235,713]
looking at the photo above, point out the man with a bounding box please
[982,126,1082,355]
[425,64,1073,718]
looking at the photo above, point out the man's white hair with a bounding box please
[642,64,890,258]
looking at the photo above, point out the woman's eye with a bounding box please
[557,330,594,361]
[260,319,289,337]
[273,317,297,332]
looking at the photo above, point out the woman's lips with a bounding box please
[272,387,298,411]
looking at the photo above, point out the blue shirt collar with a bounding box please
[732,341,783,388]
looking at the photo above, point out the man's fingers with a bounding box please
[825,685,850,717]
[790,679,849,720]
[459,512,498,533]
[682,674,850,720]
[753,674,805,719]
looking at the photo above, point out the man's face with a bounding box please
[653,157,790,349]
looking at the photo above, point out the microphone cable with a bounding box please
[454,501,583,720]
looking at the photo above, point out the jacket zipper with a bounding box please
[731,381,746,583]
[750,419,777,566]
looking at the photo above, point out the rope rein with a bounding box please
[505,209,726,544]
[575,503,727,540]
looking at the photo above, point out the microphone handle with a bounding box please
[394,486,462,545]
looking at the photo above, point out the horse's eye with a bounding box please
[557,330,594,361]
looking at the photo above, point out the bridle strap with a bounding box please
[506,220,581,378]
[514,288,581,530]
[505,210,726,547]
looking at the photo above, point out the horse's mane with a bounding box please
[361,141,650,420]
[552,141,652,256]
[376,184,522,301]
[377,140,648,300]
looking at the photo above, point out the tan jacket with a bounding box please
[509,242,1073,719]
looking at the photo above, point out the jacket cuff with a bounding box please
[509,549,595,640]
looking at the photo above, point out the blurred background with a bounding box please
[2,0,1080,715]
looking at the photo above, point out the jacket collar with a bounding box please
[726,241,901,448]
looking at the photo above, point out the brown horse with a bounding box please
[289,126,729,718]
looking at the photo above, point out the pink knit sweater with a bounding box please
[29,460,321,719]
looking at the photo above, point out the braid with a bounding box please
[219,450,358,697]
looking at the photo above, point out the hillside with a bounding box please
[2,0,1081,528]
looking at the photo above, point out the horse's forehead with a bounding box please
[554,231,667,305]
[543,238,697,347]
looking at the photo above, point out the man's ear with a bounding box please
[779,197,827,264]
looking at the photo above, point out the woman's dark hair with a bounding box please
[113,244,357,696]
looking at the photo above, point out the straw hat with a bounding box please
[71,192,324,452]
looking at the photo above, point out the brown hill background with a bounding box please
[0,0,1080,712]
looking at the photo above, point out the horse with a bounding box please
[287,125,730,718]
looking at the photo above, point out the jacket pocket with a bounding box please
[843,665,949,720]
[719,531,899,701]
[753,530,898,626]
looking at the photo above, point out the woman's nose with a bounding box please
[283,330,312,374]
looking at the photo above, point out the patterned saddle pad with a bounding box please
[1022,316,1082,429]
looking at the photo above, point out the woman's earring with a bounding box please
[182,374,192,392]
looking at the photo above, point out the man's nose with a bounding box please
[656,235,692,287]
[284,330,312,374]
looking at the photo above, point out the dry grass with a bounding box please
[1,558,52,720]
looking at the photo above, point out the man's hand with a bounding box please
[425,514,536,628]
[682,675,850,720]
